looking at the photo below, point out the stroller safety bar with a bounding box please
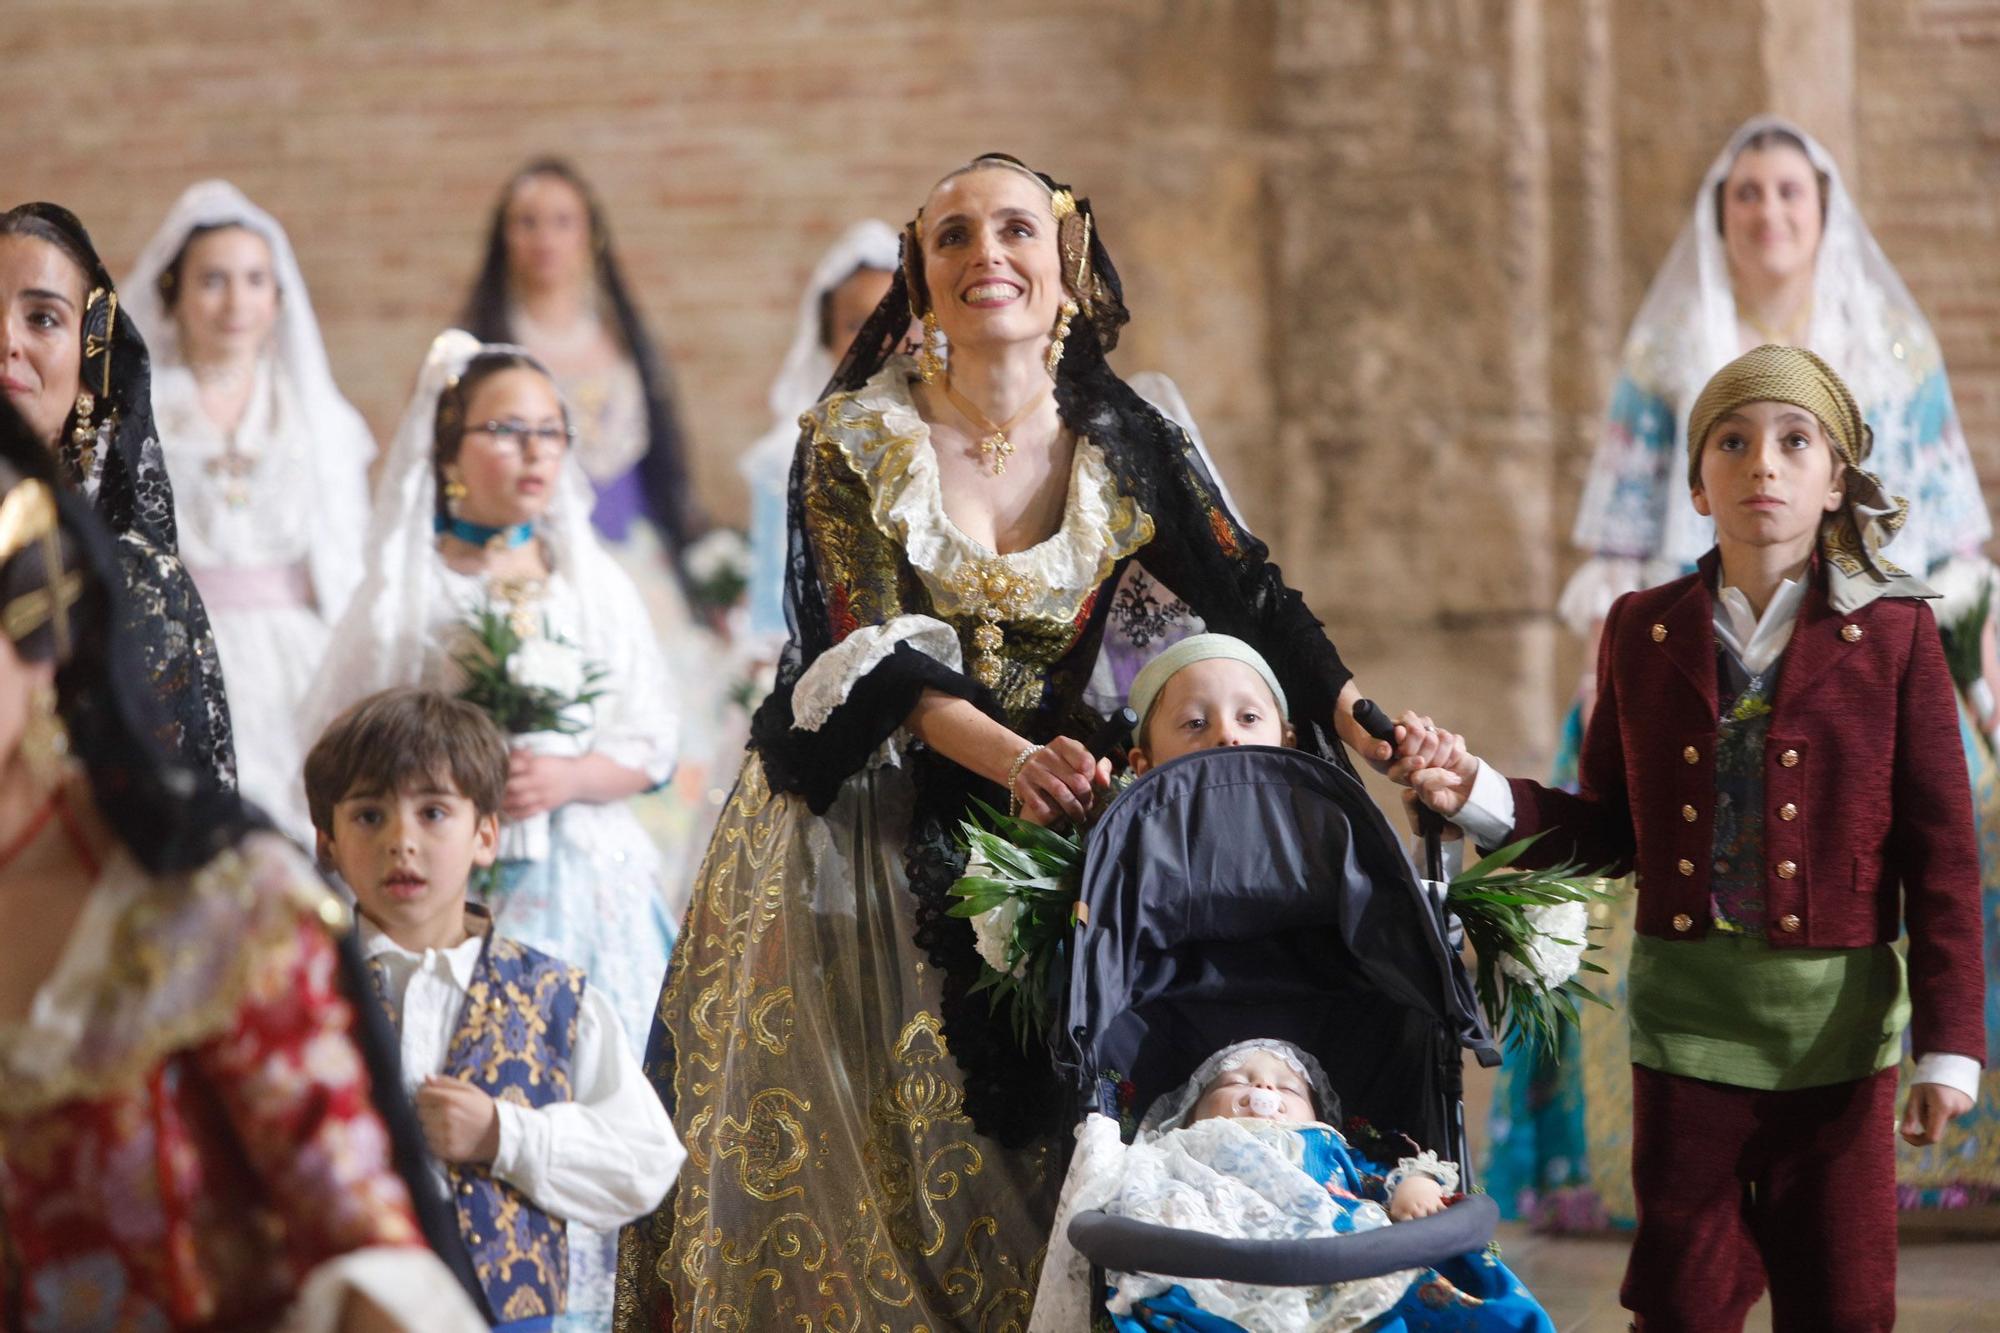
[1066,1193,1499,1287]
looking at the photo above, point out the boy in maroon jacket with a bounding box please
[1411,345,1984,1331]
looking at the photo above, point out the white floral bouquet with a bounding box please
[453,608,606,737]
[1443,835,1618,1060]
[947,800,1099,1052]
[452,608,607,863]
[682,527,752,612]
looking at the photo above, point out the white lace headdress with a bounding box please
[120,179,377,617]
[1571,115,1988,580]
[740,220,904,493]
[302,330,633,739]
[1137,1038,1342,1138]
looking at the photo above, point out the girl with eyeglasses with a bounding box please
[306,330,680,1326]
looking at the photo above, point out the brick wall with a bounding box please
[4,0,1996,778]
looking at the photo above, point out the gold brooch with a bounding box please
[946,560,1036,686]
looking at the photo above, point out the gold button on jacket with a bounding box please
[1677,858,1694,876]
[1651,623,1668,642]
[1778,802,1798,820]
[1779,914,1802,933]
[1681,804,1697,822]
[1672,913,1693,932]
[1842,623,1864,642]
[1776,859,1797,879]
[1683,746,1700,764]
[1779,749,1800,767]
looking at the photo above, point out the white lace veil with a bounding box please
[1136,1038,1342,1140]
[303,330,632,739]
[121,180,376,619]
[1571,115,1988,579]
[740,220,904,493]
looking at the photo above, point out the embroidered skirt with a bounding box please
[616,753,1057,1331]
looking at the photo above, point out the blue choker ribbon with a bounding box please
[435,514,536,549]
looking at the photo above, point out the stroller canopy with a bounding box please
[1060,745,1496,1152]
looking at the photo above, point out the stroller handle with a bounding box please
[1067,1192,1498,1288]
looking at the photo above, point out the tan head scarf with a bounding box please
[1686,343,1933,613]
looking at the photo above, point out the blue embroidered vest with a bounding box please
[369,912,585,1322]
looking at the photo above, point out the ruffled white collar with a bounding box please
[812,358,1153,621]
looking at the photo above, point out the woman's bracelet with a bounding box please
[1006,743,1045,818]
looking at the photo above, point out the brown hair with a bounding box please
[1713,128,1831,235]
[155,222,265,311]
[304,687,509,834]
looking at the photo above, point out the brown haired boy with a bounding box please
[306,688,683,1322]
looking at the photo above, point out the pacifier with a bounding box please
[1246,1087,1284,1118]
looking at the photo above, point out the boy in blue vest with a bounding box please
[306,687,684,1326]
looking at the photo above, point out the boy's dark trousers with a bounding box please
[1622,1062,1898,1332]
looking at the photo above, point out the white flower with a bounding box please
[1498,899,1589,989]
[685,528,751,584]
[971,895,1027,979]
[508,637,586,698]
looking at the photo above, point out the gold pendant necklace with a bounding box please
[942,376,1050,475]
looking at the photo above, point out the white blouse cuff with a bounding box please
[791,614,964,732]
[1912,1052,1982,1104]
[1455,759,1518,850]
[278,1246,487,1332]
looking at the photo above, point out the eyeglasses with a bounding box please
[469,420,574,452]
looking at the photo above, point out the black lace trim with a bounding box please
[902,748,1071,1149]
[750,642,989,815]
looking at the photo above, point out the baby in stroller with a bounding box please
[1043,1036,1552,1332]
[1029,636,1554,1331]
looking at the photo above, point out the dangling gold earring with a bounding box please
[917,311,945,385]
[20,681,70,791]
[1045,299,1079,378]
[442,473,469,518]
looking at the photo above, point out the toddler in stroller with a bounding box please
[1028,636,1554,1331]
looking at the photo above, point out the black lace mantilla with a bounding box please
[756,155,1358,1147]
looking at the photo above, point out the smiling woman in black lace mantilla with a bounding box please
[614,155,1441,1332]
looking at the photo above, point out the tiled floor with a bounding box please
[1493,1219,2000,1331]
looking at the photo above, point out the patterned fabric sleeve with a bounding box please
[1897,358,1992,570]
[1568,373,1680,561]
[190,912,423,1282]
[751,428,991,812]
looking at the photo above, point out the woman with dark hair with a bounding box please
[0,397,484,1331]
[615,154,1443,1332]
[0,201,236,788]
[460,158,706,576]
[121,181,375,843]
[1487,116,2000,1232]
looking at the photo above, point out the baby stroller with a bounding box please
[1057,741,1505,1292]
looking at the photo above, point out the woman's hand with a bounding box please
[1388,1174,1447,1222]
[1014,737,1113,827]
[1333,681,1466,781]
[1403,723,1479,821]
[503,750,577,820]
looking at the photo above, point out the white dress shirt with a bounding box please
[360,919,686,1231]
[1450,580,1981,1101]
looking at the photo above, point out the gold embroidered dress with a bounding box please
[618,359,1152,1331]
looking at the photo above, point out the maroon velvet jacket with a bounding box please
[1504,551,1986,1063]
